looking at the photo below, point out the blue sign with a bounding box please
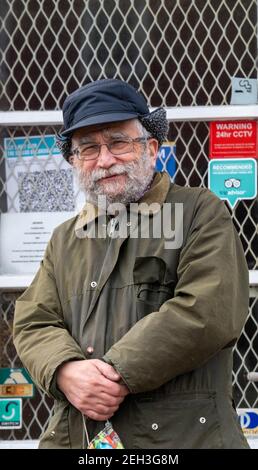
[237,409,258,437]
[0,398,22,429]
[4,135,60,158]
[208,158,257,208]
[156,142,176,178]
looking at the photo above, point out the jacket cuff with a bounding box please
[102,353,134,392]
[47,356,85,400]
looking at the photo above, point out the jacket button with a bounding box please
[90,281,97,288]
[199,417,206,424]
[86,346,94,355]
[50,431,55,437]
[152,423,158,430]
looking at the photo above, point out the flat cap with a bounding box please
[61,78,150,136]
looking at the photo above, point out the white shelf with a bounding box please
[249,270,258,286]
[0,275,34,290]
[0,107,257,289]
[1,105,258,126]
[165,105,258,122]
[0,110,62,126]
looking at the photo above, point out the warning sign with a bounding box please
[209,121,257,159]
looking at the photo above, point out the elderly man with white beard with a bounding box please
[13,79,249,449]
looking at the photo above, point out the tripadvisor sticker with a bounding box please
[208,158,257,209]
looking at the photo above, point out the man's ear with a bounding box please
[148,138,159,166]
[68,155,75,165]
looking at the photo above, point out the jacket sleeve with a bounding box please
[103,190,249,393]
[13,238,85,399]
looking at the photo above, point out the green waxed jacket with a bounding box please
[13,172,249,449]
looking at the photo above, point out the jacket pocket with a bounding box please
[38,402,70,449]
[133,256,175,319]
[132,392,223,449]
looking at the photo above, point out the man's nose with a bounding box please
[95,144,117,169]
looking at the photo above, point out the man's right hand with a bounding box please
[56,359,129,421]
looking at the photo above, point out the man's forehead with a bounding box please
[72,119,138,141]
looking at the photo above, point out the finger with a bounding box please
[84,409,115,421]
[94,403,119,415]
[119,384,130,396]
[107,383,129,397]
[96,376,126,396]
[99,393,125,407]
[95,360,120,381]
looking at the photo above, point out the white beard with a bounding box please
[74,152,155,210]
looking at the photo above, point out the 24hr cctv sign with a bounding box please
[208,158,257,209]
[209,121,258,159]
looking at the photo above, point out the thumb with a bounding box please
[96,360,120,381]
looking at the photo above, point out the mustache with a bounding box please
[89,162,138,183]
[75,152,150,191]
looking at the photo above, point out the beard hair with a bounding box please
[74,152,155,209]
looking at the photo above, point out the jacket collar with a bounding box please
[75,172,171,235]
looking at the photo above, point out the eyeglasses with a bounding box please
[71,136,148,161]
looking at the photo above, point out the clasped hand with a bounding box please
[57,359,129,421]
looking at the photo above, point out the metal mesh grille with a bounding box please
[0,0,257,110]
[0,292,257,439]
[1,122,257,268]
[0,292,53,440]
[171,121,258,270]
[233,297,258,409]
[0,0,257,441]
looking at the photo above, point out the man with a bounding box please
[13,79,249,449]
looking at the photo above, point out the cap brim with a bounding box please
[61,112,139,136]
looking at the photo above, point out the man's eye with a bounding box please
[81,145,99,153]
[111,140,129,148]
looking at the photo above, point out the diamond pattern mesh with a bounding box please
[233,297,258,409]
[0,0,257,109]
[1,292,257,439]
[0,292,53,439]
[0,0,257,440]
[1,123,257,268]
